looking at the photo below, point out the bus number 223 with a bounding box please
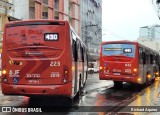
[50,61,60,66]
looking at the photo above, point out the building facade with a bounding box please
[9,0,80,34]
[138,24,160,52]
[139,25,160,40]
[0,0,13,55]
[150,0,160,19]
[0,0,12,38]
[80,0,102,61]
[9,0,102,60]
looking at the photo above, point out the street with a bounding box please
[0,73,160,115]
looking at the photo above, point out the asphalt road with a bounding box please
[0,73,160,115]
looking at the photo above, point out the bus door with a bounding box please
[139,48,144,82]
[81,47,87,85]
[76,40,83,90]
[142,51,147,83]
[71,32,78,95]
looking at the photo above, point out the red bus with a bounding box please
[1,20,88,99]
[99,41,160,87]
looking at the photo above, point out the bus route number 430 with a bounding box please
[44,33,59,41]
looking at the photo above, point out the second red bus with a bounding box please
[99,41,160,87]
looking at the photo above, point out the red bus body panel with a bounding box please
[2,20,73,96]
[99,41,140,84]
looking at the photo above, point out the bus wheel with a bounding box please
[83,72,88,87]
[113,81,123,89]
[75,77,82,100]
[65,97,74,106]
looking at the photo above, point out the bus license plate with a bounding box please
[113,73,120,75]
[28,79,41,84]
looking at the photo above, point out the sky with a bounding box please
[102,0,160,41]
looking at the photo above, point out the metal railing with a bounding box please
[42,16,48,19]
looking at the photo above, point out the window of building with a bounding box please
[54,0,59,10]
[42,0,48,5]
[42,12,48,19]
[54,12,59,20]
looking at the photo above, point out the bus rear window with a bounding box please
[102,44,135,58]
[5,24,65,50]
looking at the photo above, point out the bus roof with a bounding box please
[102,40,159,54]
[102,40,137,45]
[5,19,68,28]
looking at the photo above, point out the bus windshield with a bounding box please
[102,43,135,58]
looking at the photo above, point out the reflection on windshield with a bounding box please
[102,44,135,58]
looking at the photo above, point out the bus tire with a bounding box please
[113,81,123,89]
[66,97,74,106]
[83,72,88,87]
[76,76,82,100]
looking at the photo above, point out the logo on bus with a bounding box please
[9,70,20,77]
[9,60,23,65]
[13,77,19,84]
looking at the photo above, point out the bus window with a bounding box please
[142,52,146,64]
[102,43,135,58]
[155,55,160,64]
[145,51,150,64]
[150,54,153,64]
[139,48,143,64]
[77,40,82,61]
[71,32,78,61]
[81,46,84,62]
